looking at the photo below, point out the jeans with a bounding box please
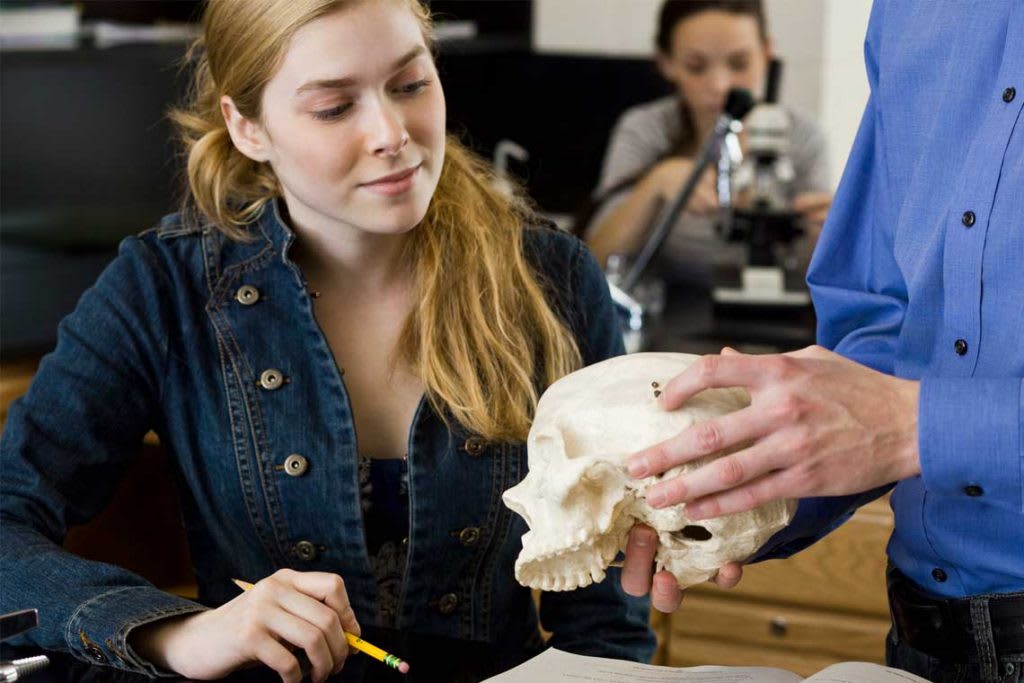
[887,625,1024,682]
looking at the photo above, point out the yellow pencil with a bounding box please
[232,579,410,674]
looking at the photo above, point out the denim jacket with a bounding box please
[0,202,654,676]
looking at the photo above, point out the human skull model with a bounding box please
[503,352,795,592]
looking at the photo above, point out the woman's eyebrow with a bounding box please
[294,45,426,96]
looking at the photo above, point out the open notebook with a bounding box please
[483,648,933,683]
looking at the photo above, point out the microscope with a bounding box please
[711,59,812,310]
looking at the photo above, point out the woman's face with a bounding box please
[230,0,446,239]
[657,10,769,124]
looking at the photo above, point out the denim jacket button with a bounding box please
[293,540,317,561]
[235,285,261,305]
[259,369,286,390]
[458,527,481,546]
[85,645,107,663]
[461,436,486,456]
[283,454,309,476]
[437,593,459,614]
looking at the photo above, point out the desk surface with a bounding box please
[647,288,816,355]
[2,627,509,683]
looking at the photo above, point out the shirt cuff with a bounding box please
[65,585,206,677]
[919,377,1023,512]
[753,487,892,562]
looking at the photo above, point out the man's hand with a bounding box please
[621,525,743,612]
[628,346,920,519]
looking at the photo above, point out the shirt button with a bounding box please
[964,485,984,497]
[283,454,309,477]
[85,645,107,663]
[293,540,318,561]
[931,568,948,583]
[437,593,459,614]
[259,368,286,390]
[961,211,976,228]
[461,436,487,457]
[458,527,482,546]
[235,284,261,305]
[954,339,969,356]
[1004,86,1017,103]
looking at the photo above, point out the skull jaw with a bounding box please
[512,494,797,592]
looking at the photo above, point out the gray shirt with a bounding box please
[590,95,831,287]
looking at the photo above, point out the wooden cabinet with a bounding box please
[651,499,893,675]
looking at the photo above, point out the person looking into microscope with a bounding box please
[620,1,1024,680]
[585,0,833,289]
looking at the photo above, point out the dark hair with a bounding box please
[656,0,767,53]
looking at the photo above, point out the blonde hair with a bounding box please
[170,0,582,442]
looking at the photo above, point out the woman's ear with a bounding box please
[220,95,271,162]
[655,50,676,84]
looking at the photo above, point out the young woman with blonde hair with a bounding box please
[0,0,654,680]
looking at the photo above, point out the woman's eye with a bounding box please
[395,79,431,95]
[729,59,751,72]
[312,103,353,121]
[683,63,706,75]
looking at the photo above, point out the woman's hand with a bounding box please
[653,158,719,216]
[791,191,833,239]
[130,569,361,683]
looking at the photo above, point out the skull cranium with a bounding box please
[503,352,795,591]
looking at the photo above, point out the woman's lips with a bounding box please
[360,164,421,197]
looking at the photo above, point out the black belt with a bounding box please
[887,568,1024,661]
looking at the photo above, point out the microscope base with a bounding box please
[711,266,810,307]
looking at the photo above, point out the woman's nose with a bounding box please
[366,100,409,157]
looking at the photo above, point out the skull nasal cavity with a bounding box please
[673,525,713,542]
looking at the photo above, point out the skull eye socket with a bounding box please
[672,525,713,542]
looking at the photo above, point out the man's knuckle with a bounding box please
[695,421,724,453]
[718,457,745,487]
[697,355,720,383]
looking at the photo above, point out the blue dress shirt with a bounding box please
[765,0,1023,598]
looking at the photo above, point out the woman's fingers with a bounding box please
[288,571,361,636]
[264,608,336,683]
[250,633,304,683]
[274,589,349,674]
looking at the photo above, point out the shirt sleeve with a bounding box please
[756,0,902,561]
[586,106,673,237]
[788,112,833,196]
[0,236,206,676]
[918,378,1023,512]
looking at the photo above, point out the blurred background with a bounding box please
[0,0,869,357]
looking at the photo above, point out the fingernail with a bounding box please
[687,504,704,519]
[628,457,649,477]
[647,490,666,508]
[633,530,651,547]
[655,581,672,596]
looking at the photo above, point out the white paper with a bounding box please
[482,649,802,683]
[805,662,932,683]
[482,650,934,683]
